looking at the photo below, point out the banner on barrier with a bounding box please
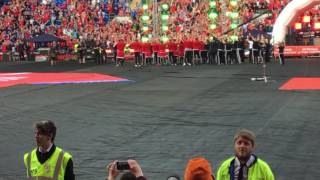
[274,46,320,57]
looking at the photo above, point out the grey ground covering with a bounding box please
[0,59,319,180]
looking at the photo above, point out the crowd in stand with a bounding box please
[1,0,317,65]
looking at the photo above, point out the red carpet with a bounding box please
[280,77,320,90]
[0,72,130,88]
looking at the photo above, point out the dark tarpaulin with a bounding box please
[25,33,65,43]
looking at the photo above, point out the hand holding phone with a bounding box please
[116,161,130,170]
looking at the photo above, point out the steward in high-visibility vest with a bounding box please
[74,43,79,54]
[216,129,274,180]
[24,146,72,180]
[24,120,75,180]
[216,156,274,180]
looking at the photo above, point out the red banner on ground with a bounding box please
[280,77,320,90]
[0,73,130,88]
[274,46,320,57]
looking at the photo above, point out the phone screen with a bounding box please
[116,161,130,170]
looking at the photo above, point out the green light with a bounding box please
[209,1,216,8]
[230,0,237,6]
[161,3,169,11]
[162,25,169,31]
[231,35,238,41]
[124,46,130,53]
[142,4,148,10]
[230,23,238,29]
[161,14,169,21]
[141,14,150,21]
[141,36,149,42]
[208,12,218,19]
[209,23,217,30]
[161,35,169,42]
[142,26,149,32]
[230,12,239,19]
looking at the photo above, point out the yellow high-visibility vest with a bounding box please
[74,44,79,53]
[24,147,72,180]
[217,156,275,180]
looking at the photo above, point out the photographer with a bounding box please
[106,160,147,180]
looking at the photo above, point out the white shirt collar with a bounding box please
[39,143,53,153]
[235,155,256,167]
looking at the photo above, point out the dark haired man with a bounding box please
[217,129,274,180]
[24,120,75,180]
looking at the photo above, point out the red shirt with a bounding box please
[117,42,126,51]
[158,43,166,52]
[176,42,185,56]
[193,41,205,51]
[2,45,7,53]
[151,43,160,52]
[130,41,142,53]
[141,43,152,53]
[19,19,25,27]
[2,5,9,13]
[167,41,177,52]
[183,40,193,50]
[42,12,50,23]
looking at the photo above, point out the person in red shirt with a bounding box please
[141,42,153,65]
[174,40,185,65]
[166,39,178,65]
[130,37,142,67]
[192,38,201,64]
[151,39,160,64]
[115,39,126,67]
[183,35,193,66]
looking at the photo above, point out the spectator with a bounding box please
[49,42,57,65]
[17,39,25,61]
[216,129,274,180]
[106,159,147,180]
[184,157,215,180]
[278,41,285,65]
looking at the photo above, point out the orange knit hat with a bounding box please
[184,157,214,180]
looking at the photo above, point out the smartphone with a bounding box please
[116,161,130,170]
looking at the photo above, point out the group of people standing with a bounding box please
[71,33,275,68]
[24,121,274,180]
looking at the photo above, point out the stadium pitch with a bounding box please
[0,59,319,180]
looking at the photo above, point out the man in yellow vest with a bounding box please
[216,129,274,180]
[24,120,75,180]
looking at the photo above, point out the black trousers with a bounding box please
[208,51,217,64]
[185,50,193,64]
[218,50,225,64]
[19,52,25,61]
[169,52,176,64]
[134,52,141,65]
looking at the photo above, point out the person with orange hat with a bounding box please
[216,129,274,180]
[184,157,215,180]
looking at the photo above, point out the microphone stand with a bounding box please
[251,45,270,83]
